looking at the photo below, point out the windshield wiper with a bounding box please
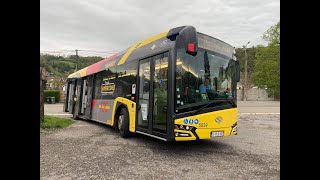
[191,101,216,116]
[191,99,236,116]
[226,98,236,106]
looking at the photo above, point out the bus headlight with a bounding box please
[232,126,237,132]
[175,132,191,137]
[231,122,237,134]
[174,124,192,131]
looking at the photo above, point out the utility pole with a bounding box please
[243,41,250,101]
[75,49,79,71]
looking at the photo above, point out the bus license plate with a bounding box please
[211,131,224,137]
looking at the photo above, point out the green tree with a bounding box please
[252,21,280,98]
[40,54,103,78]
[262,21,280,46]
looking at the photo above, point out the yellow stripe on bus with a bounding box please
[117,42,141,65]
[117,31,168,65]
[79,67,87,77]
[68,72,77,78]
[67,67,87,78]
[136,31,168,48]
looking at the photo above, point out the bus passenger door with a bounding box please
[69,80,76,113]
[73,79,82,116]
[137,52,168,138]
[137,58,151,132]
[85,75,94,118]
[64,81,72,112]
[152,53,168,135]
[80,78,88,114]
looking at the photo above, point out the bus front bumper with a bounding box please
[173,108,238,141]
[174,125,237,141]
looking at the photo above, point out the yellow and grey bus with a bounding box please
[64,26,240,141]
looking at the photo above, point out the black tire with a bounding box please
[72,103,79,120]
[72,108,79,120]
[73,113,79,120]
[118,108,130,138]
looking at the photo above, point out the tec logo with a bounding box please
[184,118,199,125]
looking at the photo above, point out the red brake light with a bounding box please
[187,43,195,52]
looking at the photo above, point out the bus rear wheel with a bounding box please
[118,108,130,138]
[73,113,79,120]
[72,108,79,120]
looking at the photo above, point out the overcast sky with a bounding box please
[40,0,280,57]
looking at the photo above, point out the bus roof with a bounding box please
[67,31,169,79]
[67,26,234,80]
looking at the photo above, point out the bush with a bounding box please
[44,90,60,103]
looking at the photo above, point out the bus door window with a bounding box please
[137,58,151,129]
[67,82,73,111]
[152,52,168,133]
[81,78,88,114]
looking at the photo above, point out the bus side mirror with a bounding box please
[172,26,198,56]
[235,61,240,82]
[181,26,198,56]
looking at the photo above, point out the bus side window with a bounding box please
[116,61,137,100]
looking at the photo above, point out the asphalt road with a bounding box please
[237,101,280,114]
[41,101,280,179]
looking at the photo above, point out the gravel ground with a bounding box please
[40,114,280,180]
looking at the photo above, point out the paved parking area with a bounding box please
[41,101,280,179]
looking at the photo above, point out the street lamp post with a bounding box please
[243,41,250,101]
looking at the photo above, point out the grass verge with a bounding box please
[41,115,74,129]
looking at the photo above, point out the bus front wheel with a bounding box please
[118,108,130,138]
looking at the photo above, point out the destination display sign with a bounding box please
[101,81,115,94]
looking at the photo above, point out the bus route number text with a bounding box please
[199,122,208,128]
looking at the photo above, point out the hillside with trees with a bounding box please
[40,54,103,78]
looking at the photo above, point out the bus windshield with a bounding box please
[175,48,236,112]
